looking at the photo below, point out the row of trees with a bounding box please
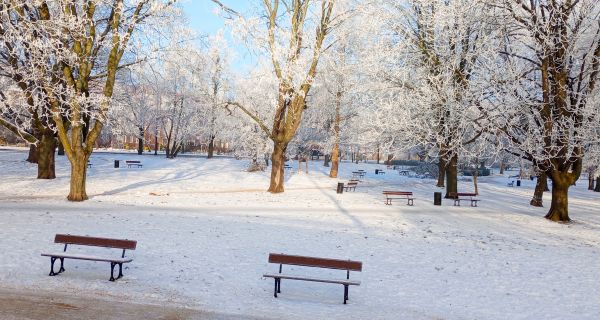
[215,0,600,222]
[1,0,599,223]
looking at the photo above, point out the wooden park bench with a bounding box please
[125,160,143,168]
[263,253,362,304]
[284,164,292,169]
[375,169,386,175]
[87,161,92,168]
[507,181,515,187]
[344,181,358,192]
[449,192,480,207]
[41,234,137,281]
[383,190,414,206]
[398,170,410,176]
[351,171,366,179]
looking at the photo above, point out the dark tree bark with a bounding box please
[587,174,594,190]
[207,135,215,159]
[530,172,547,207]
[37,133,56,179]
[545,173,571,222]
[268,143,286,192]
[137,126,144,155]
[323,154,330,167]
[67,153,89,201]
[154,134,158,155]
[595,176,600,192]
[499,160,505,175]
[445,154,458,198]
[437,157,446,188]
[26,144,38,163]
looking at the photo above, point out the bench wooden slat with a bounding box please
[55,234,137,250]
[268,253,362,271]
[263,273,361,286]
[41,253,133,263]
[383,191,413,196]
[449,192,477,197]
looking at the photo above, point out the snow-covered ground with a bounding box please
[1,147,599,320]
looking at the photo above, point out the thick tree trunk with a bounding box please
[588,174,594,190]
[595,176,600,192]
[530,172,547,207]
[208,135,215,159]
[499,160,505,175]
[67,153,89,201]
[137,126,144,155]
[323,154,330,167]
[437,158,446,187]
[27,144,38,163]
[268,143,286,193]
[376,145,380,164]
[545,175,571,222]
[445,154,458,198]
[330,144,340,178]
[171,143,181,158]
[37,133,56,179]
[154,134,158,155]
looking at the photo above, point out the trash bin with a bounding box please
[434,192,442,206]
[375,169,379,174]
[114,160,120,168]
[337,182,344,194]
[516,180,521,187]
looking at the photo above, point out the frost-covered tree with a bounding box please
[359,0,496,197]
[111,69,159,155]
[0,0,176,201]
[202,32,232,159]
[486,0,600,221]
[227,62,275,170]
[219,0,336,193]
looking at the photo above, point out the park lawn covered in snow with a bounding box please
[0,147,599,320]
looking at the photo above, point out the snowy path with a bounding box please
[1,148,599,319]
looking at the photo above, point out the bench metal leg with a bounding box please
[49,257,57,276]
[343,285,349,304]
[49,257,65,276]
[110,262,117,281]
[109,262,124,281]
[385,198,391,205]
[273,278,280,298]
[117,263,123,279]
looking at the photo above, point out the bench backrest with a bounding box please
[126,160,141,163]
[383,191,412,195]
[449,192,477,197]
[347,182,358,185]
[54,234,137,250]
[268,253,362,272]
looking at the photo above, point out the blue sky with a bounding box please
[180,0,255,72]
